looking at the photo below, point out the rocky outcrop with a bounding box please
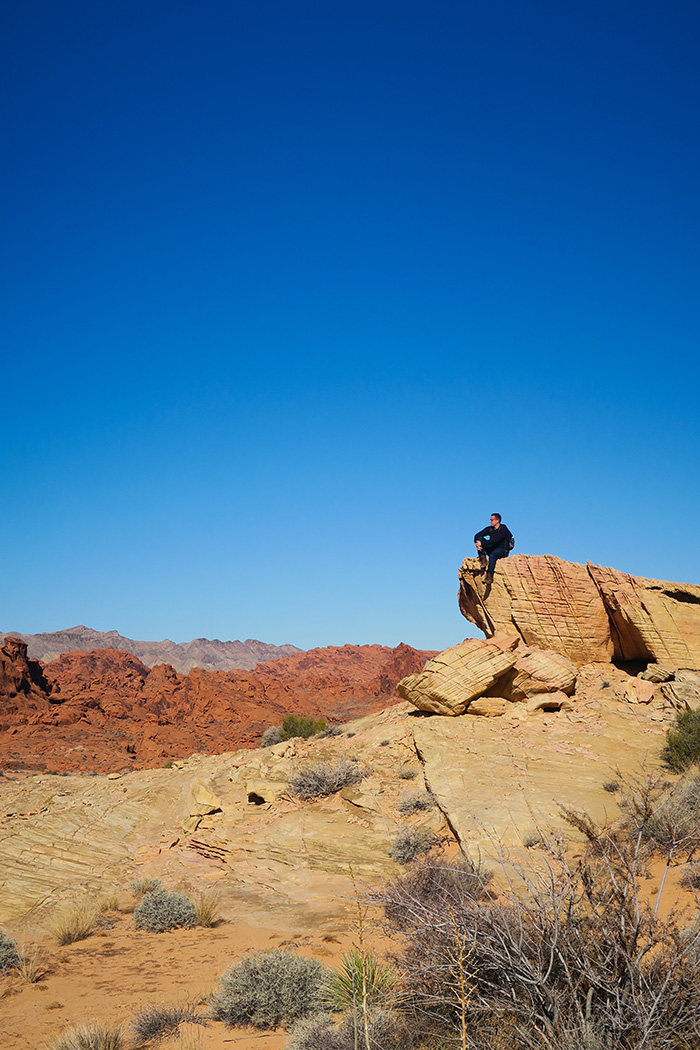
[459,554,700,669]
[0,643,434,773]
[0,625,303,672]
[400,555,700,718]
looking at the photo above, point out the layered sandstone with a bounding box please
[400,555,700,718]
[459,554,700,669]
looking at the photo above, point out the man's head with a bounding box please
[490,513,502,527]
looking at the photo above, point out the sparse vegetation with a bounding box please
[210,949,329,1029]
[279,714,327,741]
[289,759,367,800]
[388,827,440,864]
[319,725,343,737]
[602,779,621,793]
[48,901,99,946]
[260,726,282,747]
[621,771,700,852]
[522,829,543,848]
[396,790,434,814]
[661,707,700,771]
[288,1008,416,1050]
[0,930,21,973]
[194,889,219,928]
[130,877,163,899]
[131,1001,202,1043]
[48,1021,125,1050]
[681,861,700,890]
[99,890,121,912]
[398,767,418,780]
[133,889,198,932]
[325,948,396,1012]
[372,798,700,1050]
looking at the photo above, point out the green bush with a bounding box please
[279,715,326,741]
[289,759,367,800]
[133,889,198,932]
[662,708,700,772]
[210,949,328,1029]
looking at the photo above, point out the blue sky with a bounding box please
[1,1,699,651]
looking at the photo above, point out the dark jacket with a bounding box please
[474,523,513,554]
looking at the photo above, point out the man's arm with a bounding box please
[474,526,490,543]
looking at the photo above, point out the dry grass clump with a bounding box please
[48,901,99,946]
[194,889,220,928]
[98,890,121,913]
[48,1021,125,1050]
[131,1001,203,1043]
[396,790,434,814]
[210,949,329,1029]
[130,878,163,899]
[398,767,418,780]
[289,759,367,801]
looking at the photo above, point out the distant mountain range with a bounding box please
[0,625,303,673]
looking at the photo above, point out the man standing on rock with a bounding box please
[474,513,513,585]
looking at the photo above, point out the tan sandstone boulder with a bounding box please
[488,647,577,700]
[459,555,613,665]
[397,635,520,715]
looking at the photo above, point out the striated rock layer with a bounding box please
[459,554,700,668]
[0,640,434,773]
[400,555,700,718]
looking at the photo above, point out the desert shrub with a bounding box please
[49,901,99,945]
[48,1022,125,1050]
[602,779,620,793]
[133,889,198,932]
[681,862,700,890]
[130,877,162,898]
[662,708,700,772]
[319,725,343,738]
[398,767,418,780]
[0,929,21,973]
[375,810,700,1050]
[132,1001,201,1043]
[325,949,396,1012]
[99,891,121,912]
[288,1008,419,1050]
[523,830,543,848]
[289,759,367,800]
[194,889,219,928]
[388,827,440,864]
[260,726,282,748]
[636,772,700,851]
[210,949,328,1029]
[397,790,434,814]
[279,714,326,741]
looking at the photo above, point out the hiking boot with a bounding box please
[483,573,493,586]
[478,553,488,570]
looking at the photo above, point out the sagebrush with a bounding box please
[397,790,434,814]
[133,889,198,932]
[0,929,21,973]
[289,759,367,800]
[210,949,328,1029]
[388,827,440,864]
[131,1001,202,1042]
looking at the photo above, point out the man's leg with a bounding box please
[485,547,508,583]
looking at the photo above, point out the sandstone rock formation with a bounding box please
[399,555,700,718]
[458,554,700,669]
[0,642,434,773]
[0,625,303,672]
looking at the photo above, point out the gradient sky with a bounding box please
[2,1,699,651]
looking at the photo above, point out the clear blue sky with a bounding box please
[2,1,699,651]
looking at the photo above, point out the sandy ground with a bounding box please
[0,906,370,1050]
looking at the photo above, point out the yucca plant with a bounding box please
[325,948,396,1012]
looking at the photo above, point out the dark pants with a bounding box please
[485,546,509,575]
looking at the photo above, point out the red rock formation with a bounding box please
[0,642,435,774]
